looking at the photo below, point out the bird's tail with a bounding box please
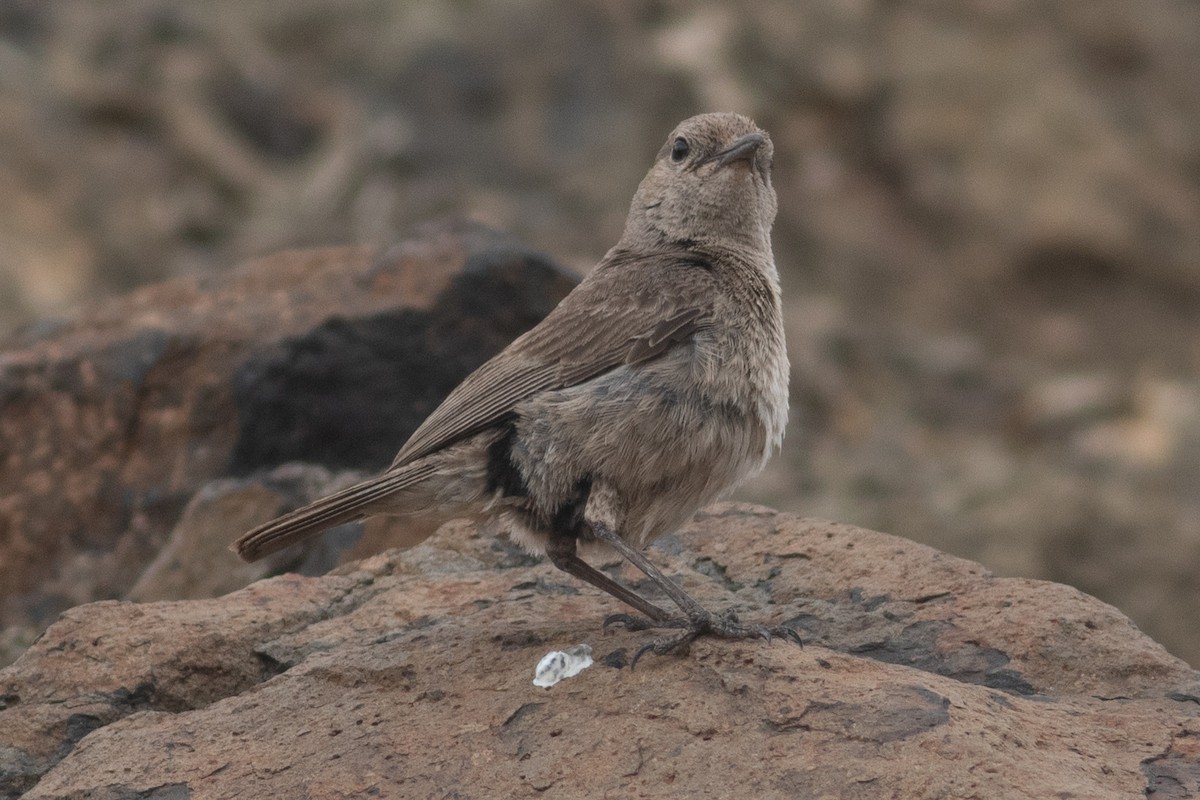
[232,462,438,562]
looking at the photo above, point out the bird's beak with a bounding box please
[711,132,766,169]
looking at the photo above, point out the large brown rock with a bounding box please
[2,505,1196,799]
[0,219,578,658]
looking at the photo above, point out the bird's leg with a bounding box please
[544,533,674,623]
[588,521,802,666]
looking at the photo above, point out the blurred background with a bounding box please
[1,0,1198,664]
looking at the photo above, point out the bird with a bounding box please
[234,112,797,662]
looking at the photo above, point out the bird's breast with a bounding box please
[692,302,789,467]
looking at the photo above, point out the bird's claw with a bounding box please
[631,627,704,669]
[620,611,802,669]
[603,613,687,632]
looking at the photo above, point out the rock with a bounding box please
[2,505,1196,799]
[1018,372,1129,437]
[0,219,578,653]
[125,464,366,603]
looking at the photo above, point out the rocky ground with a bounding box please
[4,505,1198,799]
[1,0,1199,669]
[0,220,577,665]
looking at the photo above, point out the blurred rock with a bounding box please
[1019,372,1128,436]
[2,506,1197,799]
[126,464,365,603]
[0,219,578,662]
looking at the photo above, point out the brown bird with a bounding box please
[234,112,797,661]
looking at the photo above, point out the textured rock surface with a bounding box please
[3,505,1196,799]
[0,219,577,659]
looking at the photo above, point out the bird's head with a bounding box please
[622,112,776,254]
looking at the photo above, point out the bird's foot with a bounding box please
[607,609,802,668]
[603,612,684,632]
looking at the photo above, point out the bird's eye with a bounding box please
[670,137,689,162]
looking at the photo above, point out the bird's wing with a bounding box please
[390,248,714,468]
